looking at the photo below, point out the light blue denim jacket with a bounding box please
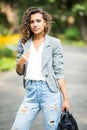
[16,35,65,92]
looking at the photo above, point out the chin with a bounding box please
[34,32,42,35]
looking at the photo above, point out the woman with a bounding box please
[11,7,70,130]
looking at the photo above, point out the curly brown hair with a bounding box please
[19,7,52,43]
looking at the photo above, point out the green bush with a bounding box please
[65,27,80,40]
[0,57,16,71]
[0,25,12,35]
[0,47,13,57]
[0,46,17,58]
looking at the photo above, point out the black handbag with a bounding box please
[57,109,79,130]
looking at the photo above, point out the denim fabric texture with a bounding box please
[11,80,62,130]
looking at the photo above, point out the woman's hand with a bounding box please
[18,51,30,66]
[62,99,70,111]
[16,51,30,75]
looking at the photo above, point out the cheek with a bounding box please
[41,26,45,31]
[41,22,46,29]
[30,25,33,31]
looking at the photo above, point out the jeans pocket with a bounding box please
[26,80,36,92]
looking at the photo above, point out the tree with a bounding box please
[72,2,87,41]
[0,0,87,41]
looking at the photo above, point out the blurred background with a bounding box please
[0,0,87,71]
[0,1,87,130]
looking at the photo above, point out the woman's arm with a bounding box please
[16,51,30,75]
[58,78,70,111]
[16,56,25,75]
[52,39,70,110]
[16,40,30,75]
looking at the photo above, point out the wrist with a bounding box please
[63,97,69,102]
[63,94,69,101]
[17,56,24,66]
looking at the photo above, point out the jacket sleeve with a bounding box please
[16,40,24,63]
[52,39,65,79]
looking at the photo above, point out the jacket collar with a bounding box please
[22,35,51,50]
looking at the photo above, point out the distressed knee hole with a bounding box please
[48,120,55,125]
[18,106,29,114]
[51,104,58,110]
[50,120,55,124]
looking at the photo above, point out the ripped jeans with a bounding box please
[11,80,62,130]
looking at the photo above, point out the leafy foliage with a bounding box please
[65,27,80,40]
[0,0,87,41]
[0,57,16,71]
[0,47,14,57]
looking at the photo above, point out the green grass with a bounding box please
[0,57,16,71]
[62,40,86,47]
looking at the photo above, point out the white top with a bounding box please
[25,41,46,81]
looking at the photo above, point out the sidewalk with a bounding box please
[0,46,87,130]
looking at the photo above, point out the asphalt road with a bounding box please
[0,45,87,130]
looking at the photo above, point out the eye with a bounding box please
[30,20,34,24]
[36,19,41,22]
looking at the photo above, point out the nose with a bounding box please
[33,22,37,26]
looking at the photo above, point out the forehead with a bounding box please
[30,13,44,20]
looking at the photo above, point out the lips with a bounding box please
[33,28,39,31]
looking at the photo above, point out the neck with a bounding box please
[33,33,45,40]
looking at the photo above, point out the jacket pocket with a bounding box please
[52,75,59,89]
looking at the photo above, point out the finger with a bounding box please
[24,51,30,56]
[22,52,29,61]
[62,105,65,111]
[25,54,29,60]
[66,105,71,111]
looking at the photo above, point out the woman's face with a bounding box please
[29,13,46,35]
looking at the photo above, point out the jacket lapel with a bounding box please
[22,35,52,69]
[42,35,52,69]
[22,38,32,52]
